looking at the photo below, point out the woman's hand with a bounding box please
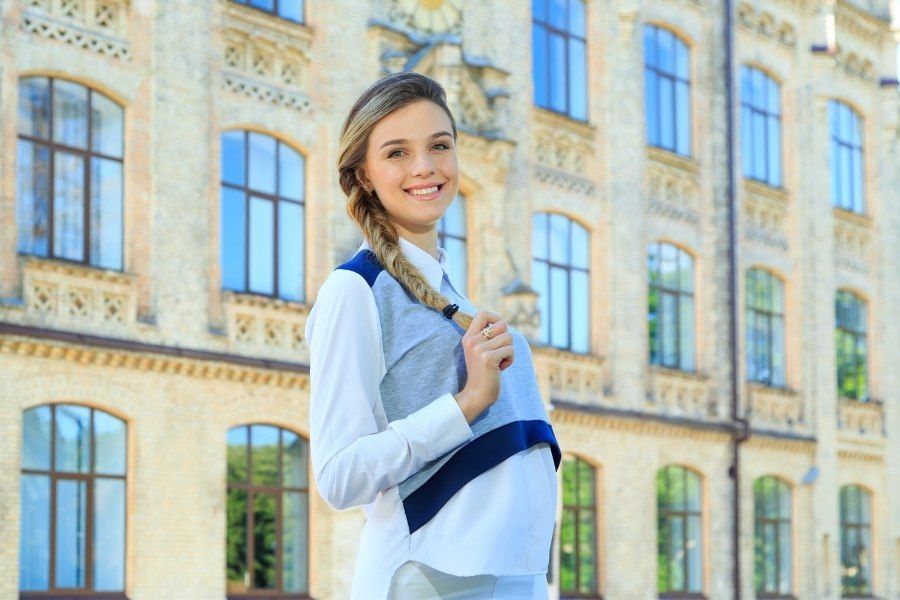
[453,310,515,424]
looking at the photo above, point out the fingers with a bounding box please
[486,344,514,369]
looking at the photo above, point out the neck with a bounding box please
[395,225,439,261]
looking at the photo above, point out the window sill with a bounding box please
[658,594,707,600]
[649,364,708,381]
[221,289,310,314]
[533,105,595,140]
[560,594,604,600]
[743,177,789,203]
[832,206,871,225]
[224,0,309,31]
[227,594,313,600]
[646,145,698,174]
[20,593,129,600]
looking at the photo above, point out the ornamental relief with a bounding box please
[743,186,789,251]
[833,210,872,274]
[645,158,700,226]
[747,384,808,435]
[532,346,606,406]
[22,0,131,60]
[222,292,310,362]
[831,44,876,82]
[645,366,719,420]
[838,398,884,438]
[736,3,797,48]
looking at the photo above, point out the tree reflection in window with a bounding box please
[657,465,703,594]
[226,424,309,597]
[559,454,598,596]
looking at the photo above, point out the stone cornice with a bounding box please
[551,400,733,441]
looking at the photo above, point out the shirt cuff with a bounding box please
[410,392,476,459]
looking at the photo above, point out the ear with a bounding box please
[355,166,372,192]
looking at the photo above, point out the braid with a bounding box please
[345,179,474,331]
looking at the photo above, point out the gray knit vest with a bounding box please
[336,249,561,534]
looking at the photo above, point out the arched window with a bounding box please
[532,212,590,353]
[835,290,868,400]
[17,77,124,269]
[746,268,786,386]
[644,25,691,156]
[20,404,127,593]
[226,424,310,597]
[754,476,792,595]
[740,66,782,187]
[230,0,304,23]
[840,485,872,596]
[220,131,306,301]
[657,465,703,594]
[532,0,588,120]
[559,455,599,596]
[648,242,695,371]
[829,100,864,213]
[437,192,467,297]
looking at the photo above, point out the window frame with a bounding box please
[20,403,128,598]
[532,0,589,121]
[436,192,468,297]
[229,0,306,24]
[656,465,704,597]
[648,242,696,372]
[753,476,793,598]
[643,24,692,157]
[740,65,782,188]
[559,455,601,598]
[828,99,865,214]
[839,485,873,597]
[746,268,786,387]
[17,76,125,271]
[835,289,868,401]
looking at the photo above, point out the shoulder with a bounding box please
[335,249,384,288]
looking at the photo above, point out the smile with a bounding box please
[404,183,444,200]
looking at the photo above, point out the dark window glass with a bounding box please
[532,0,588,120]
[840,485,872,596]
[648,242,695,370]
[644,25,691,156]
[17,77,124,270]
[829,100,864,213]
[746,268,786,386]
[657,465,703,594]
[220,131,306,302]
[532,212,590,353]
[231,0,304,23]
[437,192,468,297]
[559,455,599,595]
[226,425,310,596]
[740,66,782,187]
[835,290,868,400]
[20,404,127,593]
[754,477,792,595]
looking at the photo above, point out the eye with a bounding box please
[387,149,404,158]
[433,142,450,150]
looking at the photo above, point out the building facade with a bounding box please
[2,0,899,598]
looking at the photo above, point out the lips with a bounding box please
[404,183,444,201]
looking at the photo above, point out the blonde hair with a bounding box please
[337,72,474,330]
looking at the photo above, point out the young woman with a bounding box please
[305,71,561,599]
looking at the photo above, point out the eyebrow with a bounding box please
[379,131,453,150]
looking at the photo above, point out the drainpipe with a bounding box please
[723,0,750,597]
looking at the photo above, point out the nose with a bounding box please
[410,152,436,178]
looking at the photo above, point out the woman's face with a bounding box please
[357,99,459,238]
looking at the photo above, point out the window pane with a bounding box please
[533,24,549,107]
[549,32,567,113]
[19,77,51,139]
[549,214,568,264]
[660,244,678,288]
[753,112,766,179]
[250,425,279,486]
[658,30,674,74]
[55,405,91,473]
[93,478,125,590]
[17,140,51,256]
[533,0,546,22]
[250,0,274,10]
[221,131,246,186]
[551,266,569,348]
[221,187,247,291]
[768,116,781,186]
[645,69,659,145]
[279,0,303,21]
[252,493,277,588]
[282,491,309,592]
[226,488,249,592]
[94,411,126,476]
[19,474,51,591]
[23,405,53,470]
[568,38,587,120]
[778,521,792,593]
[549,0,566,29]
[532,213,548,260]
[675,81,690,156]
[278,201,304,301]
[533,260,550,343]
[569,0,585,36]
[644,25,657,67]
[248,132,276,194]
[662,292,677,366]
[53,151,86,262]
[90,93,123,158]
[577,460,594,505]
[840,145,851,209]
[282,431,308,488]
[577,510,596,593]
[669,515,685,590]
[741,104,753,178]
[687,515,702,591]
[772,315,785,386]
[249,196,275,295]
[675,38,689,80]
[571,223,588,269]
[53,80,89,149]
[659,77,674,149]
[279,145,304,201]
[571,270,589,353]
[90,157,124,270]
[560,508,576,591]
[678,249,692,292]
[648,285,660,364]
[55,479,87,587]
[443,194,466,236]
[227,426,248,484]
[851,148,863,212]
[445,237,467,297]
[562,457,576,506]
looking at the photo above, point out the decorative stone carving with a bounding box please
[838,397,883,437]
[533,108,596,175]
[743,180,789,251]
[646,366,718,419]
[221,0,313,111]
[748,383,808,434]
[736,3,797,48]
[833,208,872,275]
[21,0,131,60]
[21,257,137,329]
[222,291,310,361]
[832,44,876,82]
[531,345,605,406]
[646,148,700,225]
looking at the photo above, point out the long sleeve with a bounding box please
[305,269,474,511]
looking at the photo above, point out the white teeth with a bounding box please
[408,185,439,196]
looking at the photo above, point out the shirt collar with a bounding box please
[357,235,450,290]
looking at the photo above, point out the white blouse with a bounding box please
[305,236,558,600]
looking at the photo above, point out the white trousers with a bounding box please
[388,561,550,599]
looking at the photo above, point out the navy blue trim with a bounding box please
[402,419,562,534]
[335,249,383,287]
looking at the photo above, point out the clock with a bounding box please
[394,0,463,34]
